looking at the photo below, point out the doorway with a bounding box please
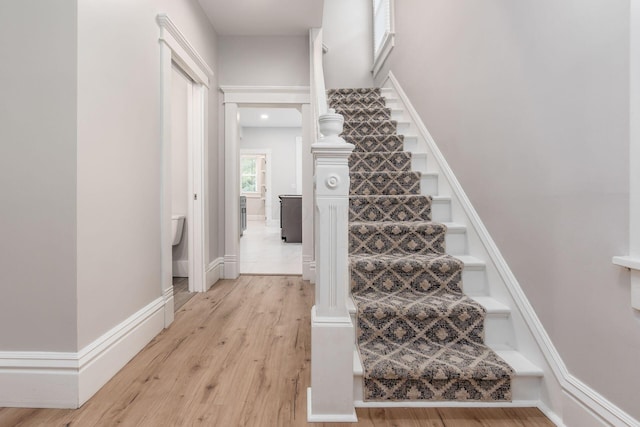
[158,14,213,326]
[238,107,302,275]
[170,63,195,311]
[220,87,313,280]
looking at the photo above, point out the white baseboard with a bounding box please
[172,260,188,278]
[307,388,358,423]
[303,256,316,283]
[223,254,239,279]
[0,354,78,408]
[206,257,223,290]
[560,373,638,427]
[309,261,316,284]
[0,297,165,408]
[163,286,174,327]
[78,298,164,406]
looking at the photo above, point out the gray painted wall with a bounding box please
[323,0,374,89]
[377,0,639,419]
[0,0,220,353]
[76,0,219,349]
[0,0,79,352]
[218,35,310,86]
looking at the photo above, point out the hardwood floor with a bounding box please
[0,276,554,427]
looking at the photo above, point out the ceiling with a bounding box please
[197,0,324,36]
[239,107,302,128]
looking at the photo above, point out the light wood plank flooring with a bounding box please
[0,276,554,427]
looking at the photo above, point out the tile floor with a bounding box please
[240,220,302,275]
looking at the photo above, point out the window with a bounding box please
[372,0,395,77]
[241,156,258,193]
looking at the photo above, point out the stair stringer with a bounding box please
[376,72,640,427]
[376,73,567,421]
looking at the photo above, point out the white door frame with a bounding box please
[221,86,312,279]
[158,14,214,326]
[240,149,273,224]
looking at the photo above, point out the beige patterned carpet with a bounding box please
[329,87,514,402]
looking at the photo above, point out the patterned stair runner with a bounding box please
[328,87,514,402]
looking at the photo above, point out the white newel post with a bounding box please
[307,110,357,422]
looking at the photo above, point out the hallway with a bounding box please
[240,220,302,275]
[0,276,553,427]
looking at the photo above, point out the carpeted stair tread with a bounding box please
[359,339,514,401]
[350,151,412,173]
[350,171,421,196]
[334,106,392,121]
[329,88,381,96]
[342,120,397,137]
[355,288,484,319]
[344,134,405,152]
[350,252,464,294]
[328,88,384,108]
[356,288,487,353]
[355,289,486,342]
[333,86,514,402]
[349,195,432,222]
[349,221,447,255]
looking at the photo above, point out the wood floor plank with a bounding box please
[0,276,554,427]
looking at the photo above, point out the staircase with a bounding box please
[327,87,544,406]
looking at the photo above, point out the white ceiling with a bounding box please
[197,0,324,36]
[239,107,302,128]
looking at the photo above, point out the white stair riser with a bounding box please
[403,136,419,153]
[462,268,488,296]
[411,153,427,172]
[353,374,542,404]
[512,376,542,402]
[431,198,451,222]
[420,174,438,196]
[354,374,364,402]
[397,122,411,134]
[381,88,394,98]
[384,98,401,109]
[390,109,405,121]
[445,230,466,255]
[484,316,516,348]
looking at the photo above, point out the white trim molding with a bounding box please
[221,86,313,281]
[0,297,165,408]
[157,13,213,319]
[384,71,640,427]
[303,255,315,282]
[157,14,213,86]
[372,32,395,78]
[206,257,224,290]
[372,0,395,78]
[612,255,640,309]
[612,259,640,310]
[163,285,175,327]
[219,85,310,104]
